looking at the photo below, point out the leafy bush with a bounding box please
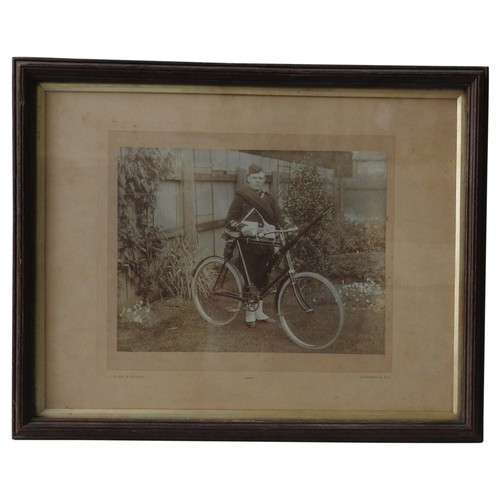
[328,252,385,284]
[281,163,337,275]
[281,162,386,283]
[337,219,385,254]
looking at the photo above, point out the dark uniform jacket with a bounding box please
[226,185,287,231]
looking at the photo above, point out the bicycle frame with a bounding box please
[235,233,292,302]
[220,204,334,309]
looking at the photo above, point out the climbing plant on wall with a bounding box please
[117,147,176,301]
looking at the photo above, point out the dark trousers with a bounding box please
[238,244,273,291]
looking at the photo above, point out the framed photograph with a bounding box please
[13,58,488,442]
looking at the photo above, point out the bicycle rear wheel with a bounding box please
[276,272,344,350]
[192,256,243,325]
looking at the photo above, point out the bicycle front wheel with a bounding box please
[192,256,243,325]
[276,272,344,350]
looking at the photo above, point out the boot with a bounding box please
[245,310,256,328]
[255,301,276,323]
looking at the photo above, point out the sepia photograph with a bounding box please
[116,147,387,354]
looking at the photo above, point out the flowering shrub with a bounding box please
[118,300,152,328]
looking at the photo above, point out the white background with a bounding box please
[1,1,498,498]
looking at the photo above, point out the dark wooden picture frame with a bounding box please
[13,58,488,442]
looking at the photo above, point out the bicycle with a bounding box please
[191,205,344,350]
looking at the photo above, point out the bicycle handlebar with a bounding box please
[260,227,298,237]
[259,204,334,239]
[223,204,333,248]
